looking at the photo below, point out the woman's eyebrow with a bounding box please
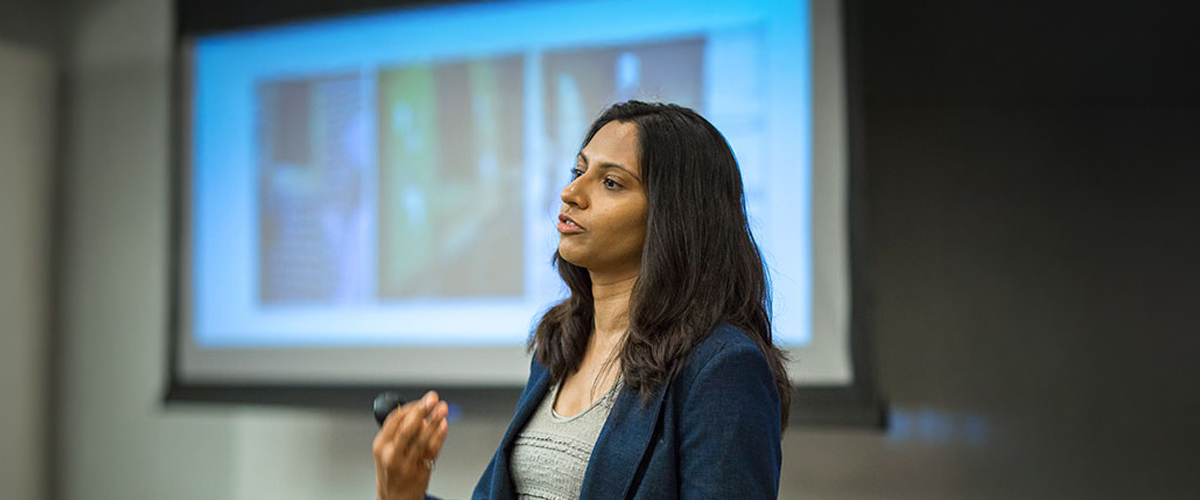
[577,152,641,182]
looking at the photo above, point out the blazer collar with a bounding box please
[490,367,669,500]
[580,380,668,500]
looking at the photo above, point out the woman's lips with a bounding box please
[557,214,584,234]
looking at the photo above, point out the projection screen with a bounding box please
[171,0,872,422]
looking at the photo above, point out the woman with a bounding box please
[373,101,792,500]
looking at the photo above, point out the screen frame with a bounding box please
[165,0,887,428]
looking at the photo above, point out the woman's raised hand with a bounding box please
[373,391,450,500]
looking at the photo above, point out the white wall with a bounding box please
[56,0,233,498]
[0,40,56,500]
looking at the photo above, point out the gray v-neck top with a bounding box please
[509,380,621,500]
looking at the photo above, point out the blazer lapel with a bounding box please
[578,382,668,500]
[488,366,552,500]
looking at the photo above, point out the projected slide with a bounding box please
[257,75,373,304]
[375,56,526,299]
[186,0,829,381]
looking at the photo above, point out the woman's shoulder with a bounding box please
[673,322,772,393]
[690,322,766,363]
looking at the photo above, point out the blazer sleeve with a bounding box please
[678,340,783,500]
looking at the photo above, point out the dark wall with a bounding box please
[854,0,1199,497]
[0,0,61,53]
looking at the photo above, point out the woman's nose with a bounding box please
[561,177,587,209]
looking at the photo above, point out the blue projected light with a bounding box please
[188,0,813,348]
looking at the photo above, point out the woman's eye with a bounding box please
[570,167,583,179]
[603,178,621,189]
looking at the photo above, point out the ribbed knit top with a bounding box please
[509,380,621,500]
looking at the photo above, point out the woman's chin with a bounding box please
[557,247,588,268]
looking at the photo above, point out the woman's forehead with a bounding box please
[581,121,641,176]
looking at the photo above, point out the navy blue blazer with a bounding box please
[431,323,783,500]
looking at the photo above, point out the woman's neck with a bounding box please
[588,270,638,346]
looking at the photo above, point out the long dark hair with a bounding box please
[529,100,792,428]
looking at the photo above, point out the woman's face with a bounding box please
[557,120,648,276]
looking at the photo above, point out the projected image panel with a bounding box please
[377,56,525,299]
[257,74,373,305]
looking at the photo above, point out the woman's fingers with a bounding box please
[379,391,431,438]
[374,391,437,459]
[392,392,438,457]
[372,391,444,500]
[413,401,449,457]
[426,417,449,459]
